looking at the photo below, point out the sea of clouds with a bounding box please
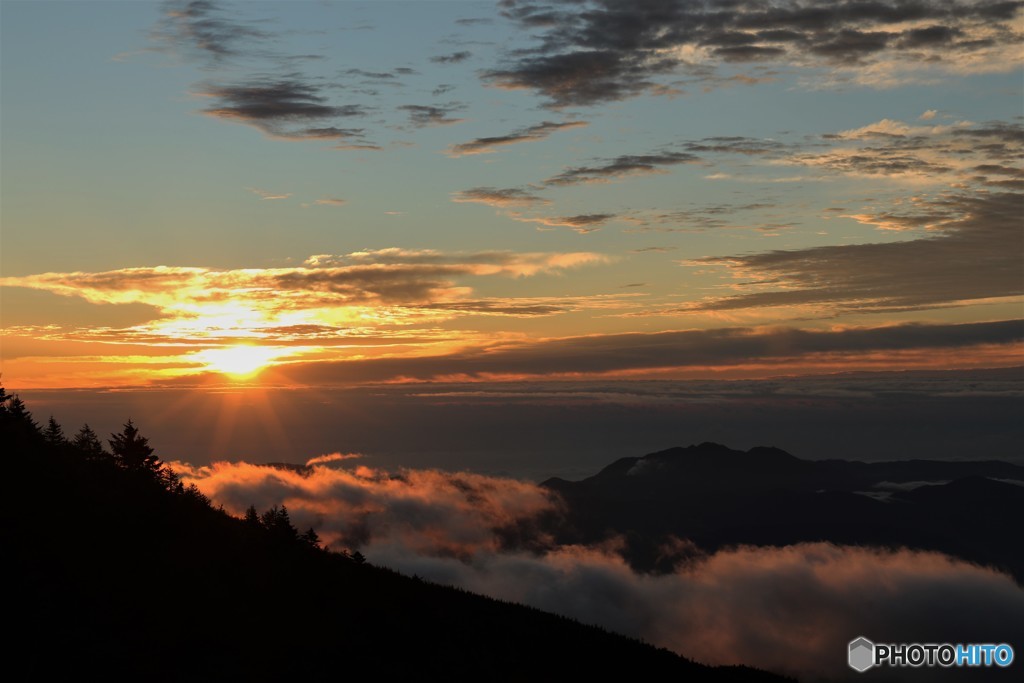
[172,457,1023,681]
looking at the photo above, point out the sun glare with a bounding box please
[196,345,283,378]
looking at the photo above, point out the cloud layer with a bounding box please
[690,192,1024,313]
[1,248,606,311]
[173,458,1024,681]
[487,0,1023,106]
[271,319,1024,383]
[0,249,609,360]
[171,459,558,558]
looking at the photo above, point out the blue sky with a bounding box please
[1,0,1022,389]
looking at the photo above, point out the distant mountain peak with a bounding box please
[539,442,1024,581]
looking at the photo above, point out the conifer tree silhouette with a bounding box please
[73,424,108,460]
[6,395,38,431]
[300,527,321,548]
[260,504,299,542]
[1,384,42,445]
[43,416,67,446]
[244,505,262,528]
[109,420,161,473]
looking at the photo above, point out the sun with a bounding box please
[195,345,282,378]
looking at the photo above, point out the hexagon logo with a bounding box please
[849,637,875,672]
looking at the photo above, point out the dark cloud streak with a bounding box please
[485,0,1023,107]
[448,120,586,156]
[399,103,466,127]
[430,51,473,64]
[544,151,700,186]
[452,187,550,207]
[156,0,270,63]
[275,319,1024,383]
[690,192,1024,313]
[199,78,376,145]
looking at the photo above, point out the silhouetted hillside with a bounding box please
[542,443,1024,579]
[3,389,786,681]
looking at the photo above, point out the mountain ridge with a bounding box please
[539,442,1024,580]
[3,389,788,681]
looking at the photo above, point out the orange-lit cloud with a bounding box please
[0,248,608,336]
[451,187,551,207]
[0,248,616,386]
[777,119,1023,186]
[247,187,292,200]
[171,459,558,557]
[173,458,1024,681]
[305,452,362,466]
[510,213,616,233]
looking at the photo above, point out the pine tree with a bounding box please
[181,483,209,504]
[1,385,42,445]
[159,466,181,492]
[43,416,67,446]
[300,527,321,548]
[244,505,262,528]
[109,420,161,473]
[260,505,299,542]
[7,396,38,431]
[72,424,108,460]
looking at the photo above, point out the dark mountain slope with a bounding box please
[3,392,785,682]
[542,443,1024,579]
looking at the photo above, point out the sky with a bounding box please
[3,4,1022,673]
[1,0,1022,468]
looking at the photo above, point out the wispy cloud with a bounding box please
[398,104,465,127]
[623,202,780,233]
[688,192,1024,313]
[305,452,363,466]
[430,51,473,64]
[511,213,615,233]
[154,0,270,64]
[681,136,788,156]
[544,150,700,186]
[448,120,587,157]
[785,119,1023,185]
[630,246,678,254]
[248,187,291,200]
[452,187,551,207]
[455,17,493,27]
[197,78,375,145]
[341,67,418,83]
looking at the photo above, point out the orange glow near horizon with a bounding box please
[1,327,1021,390]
